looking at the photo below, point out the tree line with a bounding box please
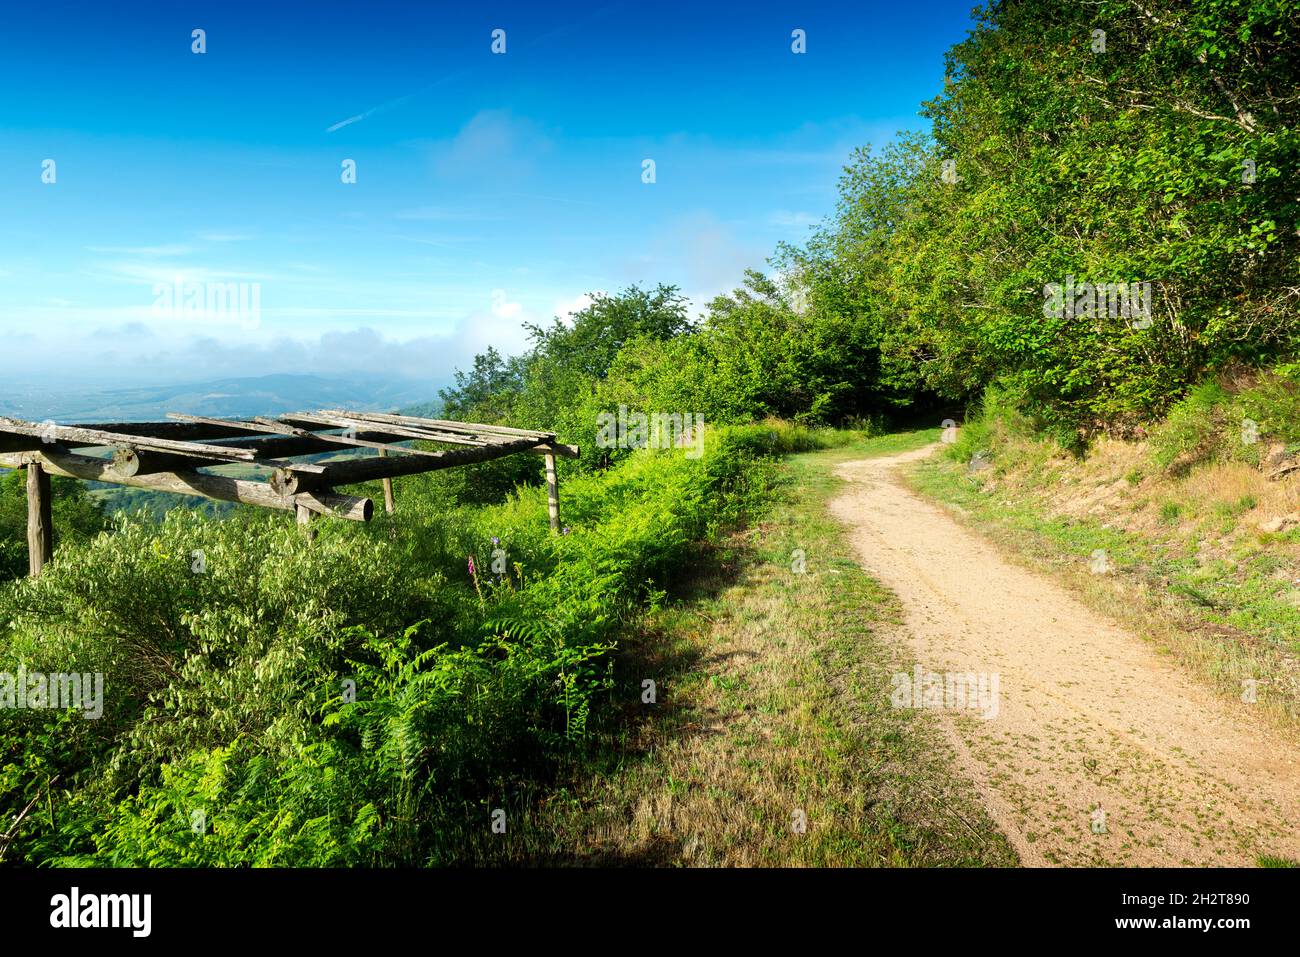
[442,0,1299,454]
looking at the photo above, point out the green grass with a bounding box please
[507,427,1015,866]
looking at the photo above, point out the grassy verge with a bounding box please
[505,429,1016,866]
[907,443,1300,731]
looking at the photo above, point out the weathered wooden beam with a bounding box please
[0,450,372,522]
[321,409,553,440]
[0,417,259,461]
[532,441,581,460]
[295,502,318,541]
[170,412,459,454]
[278,412,494,447]
[162,414,577,462]
[313,435,543,487]
[268,465,327,497]
[69,421,265,441]
[378,448,396,514]
[110,447,211,477]
[282,412,577,461]
[26,463,53,576]
[110,447,328,487]
[544,452,561,534]
[220,429,406,460]
[0,434,50,454]
[170,413,496,471]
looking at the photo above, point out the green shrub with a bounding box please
[0,425,781,866]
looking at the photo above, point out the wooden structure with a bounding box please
[0,409,578,576]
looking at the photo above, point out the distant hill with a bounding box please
[0,374,443,423]
[397,399,445,419]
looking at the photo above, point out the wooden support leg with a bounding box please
[26,462,53,577]
[544,452,560,533]
[296,502,318,541]
[378,448,396,514]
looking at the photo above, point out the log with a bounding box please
[379,448,396,514]
[532,441,581,460]
[69,421,265,441]
[313,435,542,486]
[111,447,198,477]
[0,450,372,522]
[172,412,474,455]
[0,417,258,461]
[278,412,496,447]
[317,408,553,440]
[219,429,407,460]
[112,447,327,490]
[0,434,49,454]
[166,413,578,460]
[296,503,318,541]
[268,463,332,497]
[544,452,561,533]
[26,463,53,576]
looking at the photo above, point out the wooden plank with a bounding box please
[295,503,318,541]
[204,429,406,461]
[320,409,553,440]
[378,448,396,514]
[278,411,494,447]
[0,450,372,522]
[0,417,259,461]
[313,435,542,487]
[544,452,561,533]
[532,441,581,460]
[165,412,577,460]
[26,463,53,576]
[315,410,576,457]
[68,421,266,441]
[169,412,455,455]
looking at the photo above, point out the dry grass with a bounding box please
[911,427,1300,731]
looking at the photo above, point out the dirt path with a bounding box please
[829,444,1300,866]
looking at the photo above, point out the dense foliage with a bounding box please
[784,0,1300,442]
[0,423,820,865]
[2,0,1296,866]
[0,472,106,582]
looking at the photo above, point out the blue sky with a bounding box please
[0,0,979,392]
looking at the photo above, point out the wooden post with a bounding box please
[296,502,317,541]
[26,463,53,576]
[544,452,560,533]
[378,448,396,514]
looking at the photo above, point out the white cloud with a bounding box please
[553,291,600,320]
[432,110,552,182]
[490,289,522,319]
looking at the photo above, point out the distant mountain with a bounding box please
[0,374,443,423]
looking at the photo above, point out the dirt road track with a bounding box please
[829,445,1300,866]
